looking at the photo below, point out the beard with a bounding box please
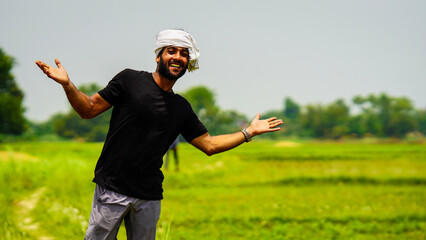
[158,56,187,81]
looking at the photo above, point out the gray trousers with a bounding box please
[85,184,161,240]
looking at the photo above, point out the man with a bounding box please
[164,137,179,171]
[35,29,283,240]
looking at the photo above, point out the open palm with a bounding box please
[35,58,69,85]
[248,113,283,136]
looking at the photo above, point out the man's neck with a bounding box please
[152,72,176,92]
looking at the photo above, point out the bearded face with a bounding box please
[157,47,189,81]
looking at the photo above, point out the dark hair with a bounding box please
[156,48,165,58]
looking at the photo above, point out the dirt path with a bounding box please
[14,187,55,240]
[0,151,39,162]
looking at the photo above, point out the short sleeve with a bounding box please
[98,69,127,105]
[180,110,208,143]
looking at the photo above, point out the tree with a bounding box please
[281,97,302,136]
[0,48,26,135]
[415,109,426,135]
[180,86,248,136]
[299,104,326,138]
[352,93,416,138]
[209,110,248,136]
[299,99,350,138]
[325,99,350,138]
[181,86,219,133]
[181,86,219,117]
[283,97,300,120]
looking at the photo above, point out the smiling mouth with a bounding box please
[170,63,181,68]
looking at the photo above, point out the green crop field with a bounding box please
[0,140,425,239]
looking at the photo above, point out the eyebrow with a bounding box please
[166,46,188,53]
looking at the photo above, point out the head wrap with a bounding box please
[154,29,200,72]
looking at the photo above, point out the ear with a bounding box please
[155,48,165,63]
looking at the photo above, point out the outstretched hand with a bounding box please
[35,58,70,86]
[247,113,283,137]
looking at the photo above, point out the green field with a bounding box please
[0,140,425,239]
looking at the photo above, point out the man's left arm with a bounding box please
[190,113,283,156]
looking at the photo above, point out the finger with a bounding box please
[43,65,50,73]
[55,58,62,69]
[270,122,282,128]
[36,62,50,73]
[266,117,278,122]
[268,119,282,124]
[271,121,282,128]
[36,61,47,68]
[255,113,261,120]
[35,60,45,69]
[268,127,281,132]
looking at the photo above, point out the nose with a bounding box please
[173,51,185,60]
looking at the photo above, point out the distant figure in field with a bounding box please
[35,29,283,240]
[164,138,179,171]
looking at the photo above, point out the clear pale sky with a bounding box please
[1,0,425,121]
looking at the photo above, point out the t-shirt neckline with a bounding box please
[149,72,175,95]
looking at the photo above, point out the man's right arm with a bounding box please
[36,58,111,119]
[190,114,283,156]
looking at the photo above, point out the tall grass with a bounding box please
[0,140,425,239]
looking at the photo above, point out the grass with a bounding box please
[0,139,425,239]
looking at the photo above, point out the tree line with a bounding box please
[1,47,425,141]
[263,95,425,139]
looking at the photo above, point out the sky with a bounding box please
[1,0,425,122]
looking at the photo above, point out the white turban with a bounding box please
[154,29,200,72]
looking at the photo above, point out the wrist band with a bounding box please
[241,128,252,142]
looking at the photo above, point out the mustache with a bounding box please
[170,60,184,67]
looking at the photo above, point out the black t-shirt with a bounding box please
[95,69,207,200]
